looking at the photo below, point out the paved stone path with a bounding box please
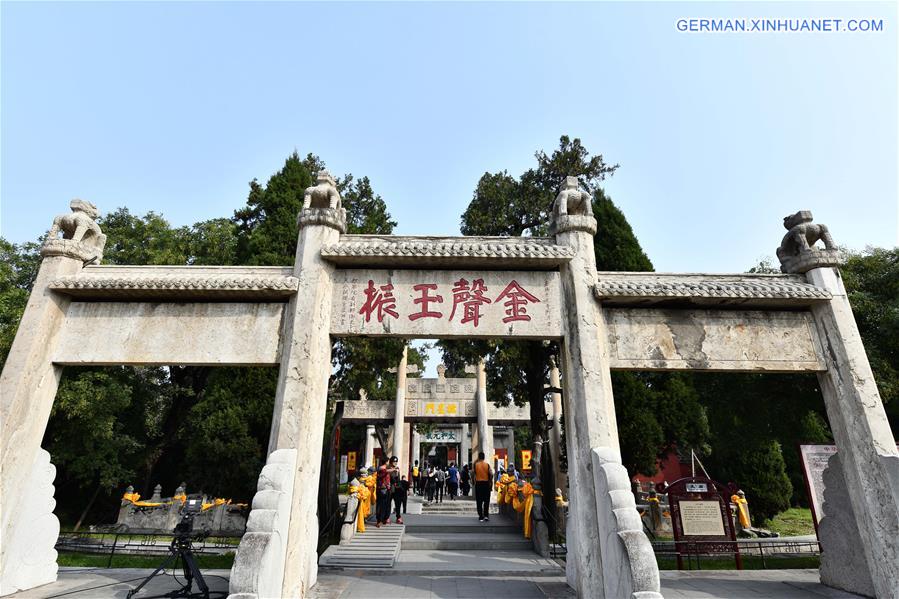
[9,567,864,598]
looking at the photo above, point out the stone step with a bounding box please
[390,549,563,576]
[401,532,533,551]
[404,522,518,534]
[319,524,405,569]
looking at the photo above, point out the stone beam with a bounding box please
[48,265,297,301]
[605,308,826,372]
[340,399,545,424]
[53,302,283,366]
[595,272,831,309]
[321,235,574,268]
[331,269,562,339]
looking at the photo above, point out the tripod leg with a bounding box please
[182,550,210,599]
[126,551,178,598]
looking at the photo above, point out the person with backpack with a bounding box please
[435,465,446,503]
[411,460,420,496]
[447,462,459,500]
[460,464,471,497]
[376,456,399,527]
[425,464,437,503]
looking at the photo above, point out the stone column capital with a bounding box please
[40,239,104,263]
[550,214,597,237]
[297,207,347,233]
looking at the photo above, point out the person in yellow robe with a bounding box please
[731,489,751,530]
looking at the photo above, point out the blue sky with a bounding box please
[2,1,897,274]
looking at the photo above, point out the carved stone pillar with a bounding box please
[460,423,470,466]
[411,428,421,468]
[392,346,408,471]
[552,177,660,598]
[774,212,899,599]
[548,356,567,494]
[1,200,106,596]
[230,171,345,599]
[475,358,493,466]
[364,425,376,469]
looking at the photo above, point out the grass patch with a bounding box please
[763,507,816,537]
[57,551,234,569]
[656,555,819,570]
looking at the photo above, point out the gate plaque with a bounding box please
[331,269,562,339]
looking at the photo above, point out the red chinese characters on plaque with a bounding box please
[495,281,540,323]
[449,278,492,327]
[409,284,444,321]
[359,280,399,323]
[357,278,540,327]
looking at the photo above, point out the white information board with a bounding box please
[680,500,726,536]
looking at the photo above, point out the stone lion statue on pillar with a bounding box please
[776,210,839,273]
[47,199,104,245]
[303,170,342,211]
[42,199,107,262]
[553,176,593,220]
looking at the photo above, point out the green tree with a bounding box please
[0,239,40,365]
[45,368,146,527]
[841,247,899,429]
[235,152,322,265]
[444,136,705,487]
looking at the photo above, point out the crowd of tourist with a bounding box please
[353,453,491,529]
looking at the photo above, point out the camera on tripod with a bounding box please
[127,494,213,599]
[174,495,205,539]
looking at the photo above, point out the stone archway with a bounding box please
[2,179,896,599]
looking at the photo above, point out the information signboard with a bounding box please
[667,476,741,570]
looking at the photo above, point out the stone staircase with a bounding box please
[321,495,562,575]
[318,523,405,568]
[395,507,563,575]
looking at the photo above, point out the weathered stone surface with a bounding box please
[340,482,361,544]
[331,269,562,339]
[595,272,831,308]
[392,346,408,471]
[808,267,899,599]
[320,235,574,268]
[53,302,284,366]
[228,449,296,599]
[1,254,81,591]
[0,449,59,597]
[605,308,825,372]
[591,448,661,599]
[818,453,875,598]
[554,195,632,597]
[474,359,493,470]
[269,205,341,597]
[548,359,567,494]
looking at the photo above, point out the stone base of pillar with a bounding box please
[591,447,661,599]
[0,449,59,597]
[340,490,360,545]
[228,449,297,599]
[818,454,875,597]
